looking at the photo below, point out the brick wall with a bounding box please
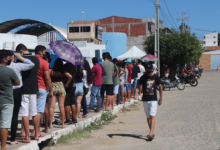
[198,54,211,69]
[98,16,146,36]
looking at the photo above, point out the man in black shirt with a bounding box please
[16,44,39,143]
[136,63,163,141]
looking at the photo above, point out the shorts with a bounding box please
[52,82,66,96]
[126,82,131,91]
[101,84,114,96]
[123,84,127,92]
[0,104,13,128]
[143,101,158,118]
[113,84,119,94]
[65,87,76,106]
[75,83,84,96]
[19,94,37,117]
[37,89,47,113]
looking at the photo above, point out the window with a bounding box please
[80,26,91,32]
[148,23,151,32]
[214,36,216,38]
[69,27,79,33]
[204,36,206,39]
[214,41,216,44]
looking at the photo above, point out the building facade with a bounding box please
[203,32,218,47]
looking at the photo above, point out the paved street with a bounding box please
[55,71,220,150]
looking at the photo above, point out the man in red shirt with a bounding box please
[88,57,102,112]
[33,45,53,140]
[125,59,132,102]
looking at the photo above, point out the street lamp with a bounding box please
[81,11,84,41]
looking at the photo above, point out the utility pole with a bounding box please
[177,13,189,31]
[154,0,160,76]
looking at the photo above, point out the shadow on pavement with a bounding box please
[107,134,146,140]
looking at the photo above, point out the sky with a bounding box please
[0,0,219,40]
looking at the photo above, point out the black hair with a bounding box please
[138,59,142,64]
[52,58,64,73]
[83,60,93,85]
[121,62,126,68]
[102,53,108,60]
[0,50,11,63]
[35,45,46,54]
[46,52,51,63]
[76,65,83,78]
[92,57,98,64]
[64,62,76,78]
[113,58,118,64]
[16,44,28,53]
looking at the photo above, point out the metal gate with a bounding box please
[211,55,220,69]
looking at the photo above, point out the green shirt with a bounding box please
[113,65,120,84]
[0,65,19,104]
[100,61,114,84]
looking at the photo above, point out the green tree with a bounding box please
[143,30,203,65]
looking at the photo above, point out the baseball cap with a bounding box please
[125,59,132,63]
[145,62,153,71]
[132,60,136,63]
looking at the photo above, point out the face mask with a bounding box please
[43,54,47,60]
[7,59,12,65]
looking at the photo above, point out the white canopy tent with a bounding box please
[117,46,146,59]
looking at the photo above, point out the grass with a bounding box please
[55,112,117,145]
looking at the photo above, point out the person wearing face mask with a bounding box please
[7,52,35,145]
[0,50,20,150]
[136,62,163,141]
[33,45,53,140]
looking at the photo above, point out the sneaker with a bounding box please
[64,120,72,125]
[72,118,77,124]
[95,109,100,113]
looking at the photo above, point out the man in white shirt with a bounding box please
[152,62,158,74]
[134,59,145,99]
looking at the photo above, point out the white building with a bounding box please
[203,32,218,47]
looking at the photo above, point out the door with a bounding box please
[211,55,220,69]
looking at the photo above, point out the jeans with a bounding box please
[89,85,102,110]
[75,83,84,96]
[133,79,138,92]
[81,88,89,115]
[116,86,120,105]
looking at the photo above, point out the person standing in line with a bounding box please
[100,53,115,111]
[134,59,145,100]
[152,62,158,74]
[42,52,51,133]
[125,59,132,102]
[48,58,71,128]
[7,52,35,145]
[34,45,53,140]
[88,57,102,113]
[119,62,127,104]
[16,44,39,143]
[131,60,140,98]
[64,63,77,123]
[112,58,120,105]
[80,60,93,118]
[74,65,84,120]
[0,50,20,150]
[136,63,163,141]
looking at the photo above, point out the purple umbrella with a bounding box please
[50,40,84,65]
[141,55,158,62]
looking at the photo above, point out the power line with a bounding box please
[160,7,175,28]
[163,0,178,28]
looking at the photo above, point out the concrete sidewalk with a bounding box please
[5,94,138,150]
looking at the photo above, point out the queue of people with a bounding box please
[0,43,163,149]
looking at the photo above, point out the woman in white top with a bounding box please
[7,52,35,145]
[80,60,93,118]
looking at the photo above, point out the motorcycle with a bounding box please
[178,73,198,87]
[158,74,185,91]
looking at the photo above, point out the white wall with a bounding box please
[204,32,218,46]
[0,33,37,50]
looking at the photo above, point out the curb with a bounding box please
[15,99,138,150]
